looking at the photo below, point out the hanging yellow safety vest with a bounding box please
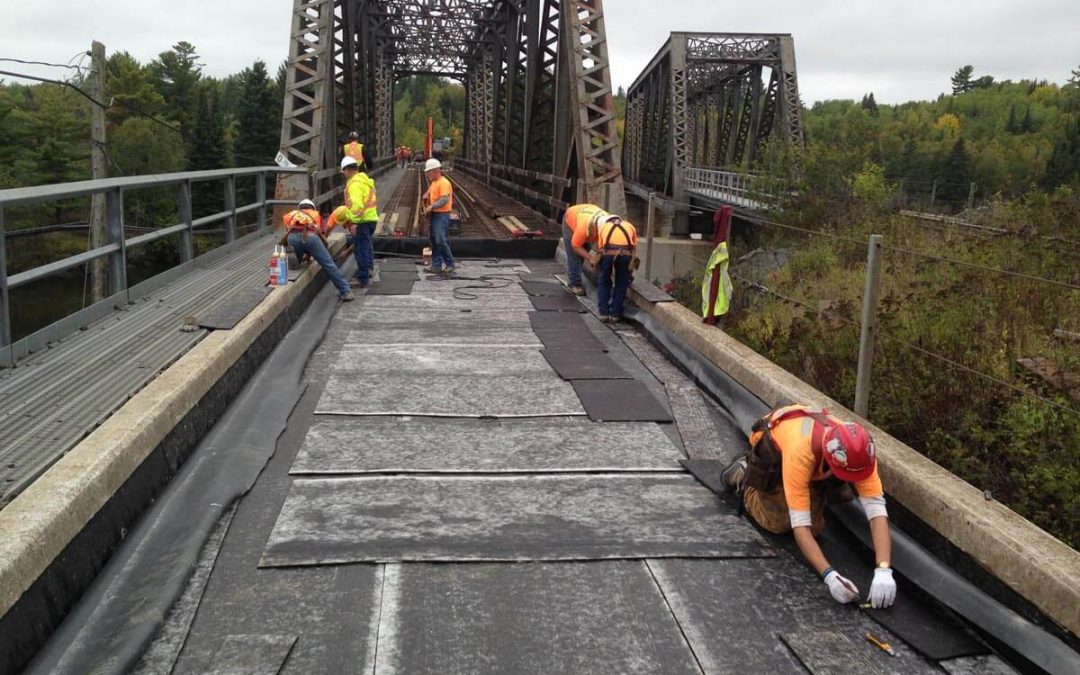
[701,241,733,318]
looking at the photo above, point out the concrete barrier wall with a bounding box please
[636,296,1080,637]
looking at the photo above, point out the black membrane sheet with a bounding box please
[541,349,631,380]
[532,328,604,351]
[528,310,590,332]
[259,474,774,566]
[198,287,272,330]
[572,379,674,422]
[530,294,586,312]
[206,635,296,675]
[367,279,415,295]
[782,630,889,674]
[375,562,701,674]
[291,417,684,474]
[519,281,572,296]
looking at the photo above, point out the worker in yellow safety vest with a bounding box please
[563,203,609,296]
[343,132,366,169]
[340,155,380,288]
[589,215,638,322]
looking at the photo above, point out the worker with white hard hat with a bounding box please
[421,158,455,277]
[339,155,380,288]
[283,195,354,301]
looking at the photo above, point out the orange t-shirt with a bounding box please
[568,204,607,248]
[427,176,454,213]
[762,407,884,517]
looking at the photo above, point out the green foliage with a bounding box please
[951,65,974,95]
[850,162,892,203]
[393,76,466,158]
[151,41,203,141]
[234,60,279,166]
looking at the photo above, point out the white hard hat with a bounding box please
[341,156,358,170]
[298,199,316,209]
[424,158,442,172]
[603,214,622,224]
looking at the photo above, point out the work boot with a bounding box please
[599,315,611,323]
[423,267,441,275]
[720,455,748,492]
[349,278,364,288]
[444,266,456,277]
[571,286,586,296]
[340,292,356,302]
[610,315,623,323]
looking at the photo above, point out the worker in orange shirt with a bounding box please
[563,203,609,296]
[283,198,353,301]
[721,405,897,609]
[343,132,367,169]
[586,215,637,322]
[421,158,455,276]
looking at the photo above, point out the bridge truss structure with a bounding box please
[278,0,625,213]
[621,32,804,208]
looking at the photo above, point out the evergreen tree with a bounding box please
[234,60,280,166]
[1021,105,1035,133]
[189,85,227,171]
[939,137,971,205]
[1005,106,1019,134]
[151,42,203,142]
[106,52,166,126]
[951,65,974,95]
[860,92,879,116]
[972,75,995,90]
[1042,119,1080,188]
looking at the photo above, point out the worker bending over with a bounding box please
[577,215,637,322]
[283,199,322,267]
[283,198,354,302]
[339,156,379,289]
[562,203,609,296]
[421,158,455,277]
[721,405,897,608]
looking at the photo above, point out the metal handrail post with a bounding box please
[0,205,10,351]
[225,176,237,243]
[256,172,267,233]
[179,180,194,262]
[854,234,884,417]
[105,188,127,300]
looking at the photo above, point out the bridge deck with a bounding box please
[26,256,1008,674]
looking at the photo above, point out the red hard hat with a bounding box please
[822,422,876,482]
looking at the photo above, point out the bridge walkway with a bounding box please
[27,256,1010,674]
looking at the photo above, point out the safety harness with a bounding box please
[601,222,636,256]
[742,407,835,493]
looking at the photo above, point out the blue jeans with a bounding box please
[287,232,350,297]
[563,224,583,288]
[429,212,455,271]
[597,254,632,317]
[365,222,376,270]
[349,222,375,283]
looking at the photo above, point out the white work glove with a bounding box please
[869,567,897,609]
[823,569,860,604]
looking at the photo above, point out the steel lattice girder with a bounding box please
[278,0,624,214]
[622,32,804,202]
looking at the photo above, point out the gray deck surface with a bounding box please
[0,234,277,505]
[124,257,981,673]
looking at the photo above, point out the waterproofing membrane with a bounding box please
[376,562,701,674]
[781,630,890,674]
[373,236,559,260]
[647,558,941,674]
[366,279,414,295]
[532,328,604,351]
[343,322,540,346]
[541,349,631,380]
[316,372,584,418]
[259,474,774,566]
[197,287,272,330]
[290,417,684,474]
[520,281,572,296]
[572,379,674,422]
[530,294,586,312]
[330,344,551,376]
[528,310,590,332]
[939,655,1022,675]
[630,278,674,303]
[206,634,296,675]
[361,293,534,311]
[24,279,343,675]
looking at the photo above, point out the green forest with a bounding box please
[669,65,1080,546]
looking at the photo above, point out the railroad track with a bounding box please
[446,169,556,240]
[376,166,422,236]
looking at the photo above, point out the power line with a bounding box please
[0,57,85,70]
[883,243,1080,290]
[0,68,182,136]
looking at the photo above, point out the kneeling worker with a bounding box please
[284,199,354,301]
[582,215,637,322]
[721,405,896,608]
[563,203,609,296]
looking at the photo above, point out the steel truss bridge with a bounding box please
[621,32,804,222]
[279,0,627,215]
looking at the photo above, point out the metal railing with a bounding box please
[683,167,774,208]
[0,166,306,361]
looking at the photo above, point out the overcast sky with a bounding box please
[4,0,1079,104]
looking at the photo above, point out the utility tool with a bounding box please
[865,631,897,657]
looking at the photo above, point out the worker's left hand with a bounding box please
[869,567,897,608]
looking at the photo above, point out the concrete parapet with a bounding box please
[636,298,1080,637]
[0,233,345,620]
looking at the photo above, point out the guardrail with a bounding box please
[0,166,307,360]
[455,158,572,212]
[683,167,775,208]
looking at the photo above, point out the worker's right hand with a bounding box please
[588,251,602,266]
[823,569,860,604]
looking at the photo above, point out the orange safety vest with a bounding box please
[284,208,323,233]
[598,219,637,252]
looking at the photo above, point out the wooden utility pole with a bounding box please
[88,40,109,302]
